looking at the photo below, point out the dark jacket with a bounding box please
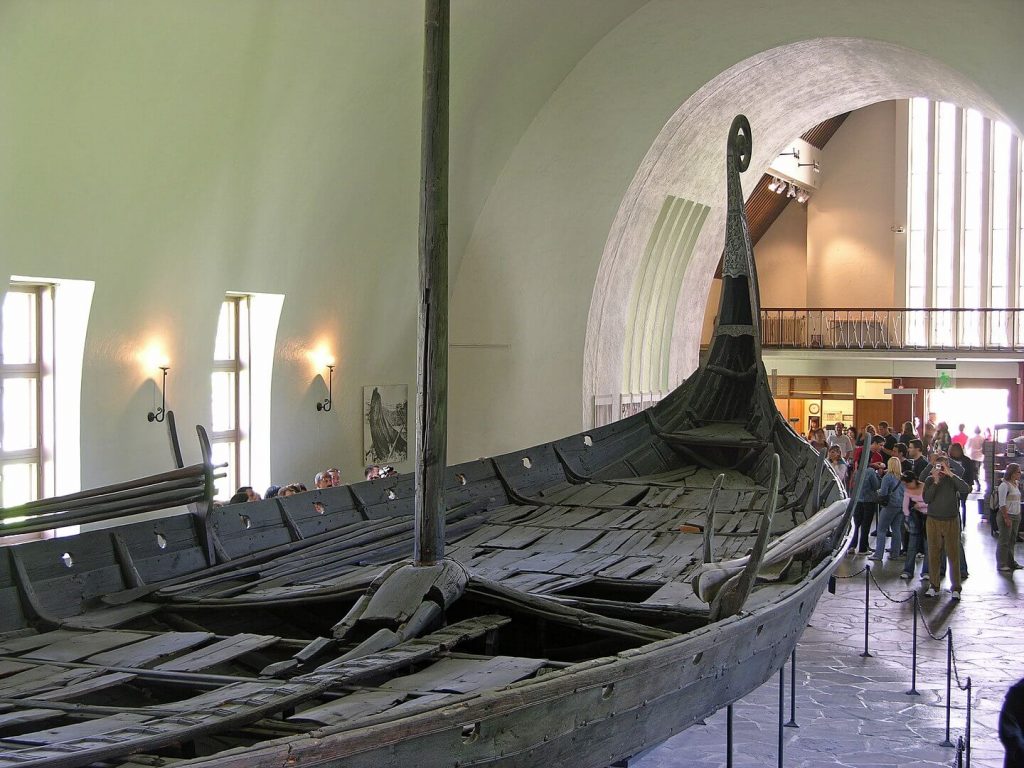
[922,471,970,520]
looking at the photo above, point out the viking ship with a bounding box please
[0,116,856,768]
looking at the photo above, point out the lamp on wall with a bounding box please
[147,365,170,423]
[797,160,821,174]
[316,364,335,412]
[778,148,800,159]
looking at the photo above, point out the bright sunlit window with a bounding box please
[211,296,251,500]
[1,284,54,508]
[907,98,1023,348]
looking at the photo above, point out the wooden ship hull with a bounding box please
[0,114,855,768]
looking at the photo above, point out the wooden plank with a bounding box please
[381,655,544,694]
[480,526,547,549]
[0,632,79,656]
[154,634,278,672]
[61,603,161,630]
[0,708,63,729]
[23,631,150,663]
[289,690,405,726]
[0,667,98,698]
[32,673,136,701]
[0,661,33,678]
[529,529,603,553]
[86,633,213,668]
[8,713,152,745]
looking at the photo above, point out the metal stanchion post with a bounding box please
[956,737,964,768]
[942,632,954,747]
[726,703,734,768]
[860,564,872,658]
[966,677,972,768]
[906,592,920,695]
[785,648,798,727]
[777,666,785,768]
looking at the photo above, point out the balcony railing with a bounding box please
[760,308,1024,352]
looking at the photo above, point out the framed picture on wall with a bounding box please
[363,385,408,465]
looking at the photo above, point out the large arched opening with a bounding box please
[583,37,1018,425]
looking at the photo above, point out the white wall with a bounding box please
[806,101,899,307]
[0,0,643,490]
[1,2,1022,485]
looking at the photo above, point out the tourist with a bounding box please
[314,471,330,490]
[996,463,1022,573]
[826,445,848,484]
[1000,676,1024,766]
[907,439,929,477]
[952,423,969,448]
[854,434,886,471]
[922,456,970,599]
[900,471,927,581]
[894,442,912,474]
[829,422,854,462]
[898,420,916,444]
[280,484,302,497]
[233,486,261,502]
[365,464,381,480]
[878,421,897,457]
[265,485,281,499]
[327,467,342,486]
[966,426,985,492]
[872,457,905,562]
[948,442,976,525]
[923,421,937,451]
[933,421,952,453]
[851,458,881,555]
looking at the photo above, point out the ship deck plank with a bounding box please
[23,633,150,664]
[154,634,278,672]
[85,633,214,668]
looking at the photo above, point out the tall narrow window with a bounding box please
[906,98,931,345]
[961,109,985,347]
[931,102,958,346]
[906,99,1022,349]
[211,296,251,500]
[990,122,1012,345]
[0,285,54,507]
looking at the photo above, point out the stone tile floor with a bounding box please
[636,507,1023,768]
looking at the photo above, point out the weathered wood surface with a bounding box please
[413,0,450,566]
[0,113,852,768]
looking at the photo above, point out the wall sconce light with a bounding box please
[778,148,800,159]
[798,160,821,174]
[148,365,170,423]
[316,364,335,412]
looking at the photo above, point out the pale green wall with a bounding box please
[1,1,1022,486]
[0,0,641,489]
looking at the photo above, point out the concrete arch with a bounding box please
[583,37,1018,424]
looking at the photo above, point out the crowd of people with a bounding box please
[808,414,1020,602]
[224,464,397,505]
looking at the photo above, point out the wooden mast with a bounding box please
[414,0,450,567]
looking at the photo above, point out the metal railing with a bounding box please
[760,307,1024,352]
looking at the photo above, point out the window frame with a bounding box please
[1,283,55,506]
[210,295,251,499]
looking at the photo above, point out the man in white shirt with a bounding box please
[828,422,854,461]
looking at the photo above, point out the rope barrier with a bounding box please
[829,557,974,766]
